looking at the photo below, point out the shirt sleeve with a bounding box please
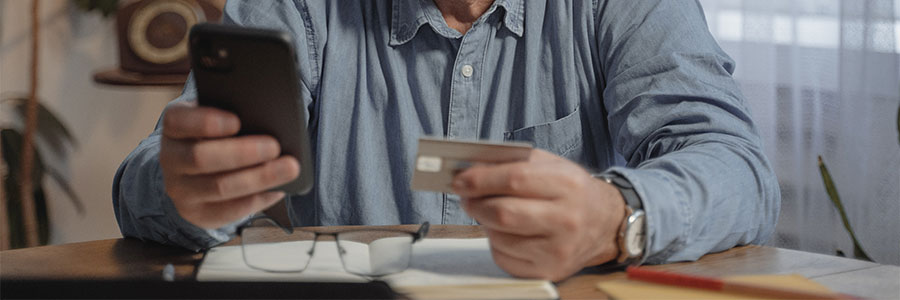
[111,0,323,251]
[594,0,781,264]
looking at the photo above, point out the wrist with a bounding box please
[585,176,626,267]
[593,173,647,266]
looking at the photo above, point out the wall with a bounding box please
[1,0,178,245]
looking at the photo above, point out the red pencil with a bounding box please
[625,266,857,300]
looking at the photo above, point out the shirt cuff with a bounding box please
[603,166,690,264]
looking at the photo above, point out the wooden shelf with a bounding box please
[93,67,188,86]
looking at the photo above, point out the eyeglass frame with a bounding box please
[235,215,430,276]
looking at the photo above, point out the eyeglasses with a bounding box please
[236,215,430,277]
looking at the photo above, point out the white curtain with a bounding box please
[697,0,900,265]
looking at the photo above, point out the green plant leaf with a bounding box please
[8,128,84,214]
[5,172,25,249]
[34,186,50,245]
[44,167,85,215]
[1,129,52,248]
[8,97,79,156]
[1,129,22,174]
[818,156,873,262]
[1,129,42,188]
[2,98,82,216]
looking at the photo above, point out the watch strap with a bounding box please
[593,173,646,266]
[593,173,643,211]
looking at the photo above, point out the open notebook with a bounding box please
[197,238,558,300]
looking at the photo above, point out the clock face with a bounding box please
[128,0,203,64]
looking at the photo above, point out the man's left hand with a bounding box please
[453,149,626,281]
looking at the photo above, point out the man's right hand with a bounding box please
[159,102,300,229]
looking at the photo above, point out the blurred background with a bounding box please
[699,0,899,265]
[1,0,898,265]
[1,0,184,247]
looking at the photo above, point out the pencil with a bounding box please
[625,266,856,300]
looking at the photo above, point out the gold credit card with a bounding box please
[410,137,533,193]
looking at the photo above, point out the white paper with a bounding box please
[197,238,557,299]
[200,238,537,285]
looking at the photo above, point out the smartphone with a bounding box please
[189,23,314,196]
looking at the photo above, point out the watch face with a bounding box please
[128,0,203,64]
[625,212,646,257]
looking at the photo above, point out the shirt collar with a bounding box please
[390,0,524,46]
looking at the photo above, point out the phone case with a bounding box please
[189,23,314,196]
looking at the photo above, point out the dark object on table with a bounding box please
[0,279,399,299]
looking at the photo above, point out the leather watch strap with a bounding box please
[594,173,643,211]
[593,172,647,266]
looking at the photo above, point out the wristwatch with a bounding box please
[594,173,646,265]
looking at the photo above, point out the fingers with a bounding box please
[488,243,544,279]
[461,196,559,235]
[166,156,300,202]
[162,135,281,175]
[162,104,240,139]
[180,191,286,229]
[486,229,575,280]
[484,229,542,261]
[452,160,586,199]
[159,102,299,229]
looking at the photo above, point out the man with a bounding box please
[113,0,780,281]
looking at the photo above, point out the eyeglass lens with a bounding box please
[241,219,317,272]
[241,220,417,276]
[336,231,414,276]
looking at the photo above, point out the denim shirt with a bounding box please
[113,0,780,264]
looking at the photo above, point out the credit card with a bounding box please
[410,137,533,193]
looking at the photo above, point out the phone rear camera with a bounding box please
[201,56,217,68]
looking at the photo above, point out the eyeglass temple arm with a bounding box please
[240,217,428,239]
[414,222,430,242]
[239,215,295,235]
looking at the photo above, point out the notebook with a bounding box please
[597,273,836,299]
[197,238,558,300]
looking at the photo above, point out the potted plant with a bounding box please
[1,0,89,249]
[817,99,900,262]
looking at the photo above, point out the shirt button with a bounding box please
[461,65,474,78]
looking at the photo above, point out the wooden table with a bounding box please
[2,225,897,299]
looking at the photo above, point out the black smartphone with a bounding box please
[189,23,314,196]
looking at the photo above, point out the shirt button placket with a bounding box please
[444,20,490,225]
[447,28,485,141]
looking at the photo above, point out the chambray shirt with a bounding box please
[113,0,780,264]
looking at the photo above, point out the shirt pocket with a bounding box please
[503,106,586,164]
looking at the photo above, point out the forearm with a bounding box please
[608,133,779,263]
[604,63,781,263]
